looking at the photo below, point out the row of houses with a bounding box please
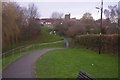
[35,13,78,27]
[35,18,53,27]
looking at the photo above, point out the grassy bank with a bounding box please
[40,27,63,43]
[36,48,118,78]
[3,27,62,52]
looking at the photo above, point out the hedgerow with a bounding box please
[75,34,119,55]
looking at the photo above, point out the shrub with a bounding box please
[75,34,119,55]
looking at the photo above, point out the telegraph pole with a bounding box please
[100,0,103,34]
[99,0,103,54]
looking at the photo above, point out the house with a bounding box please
[37,18,54,27]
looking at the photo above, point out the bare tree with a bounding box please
[27,3,41,39]
[81,12,94,20]
[104,5,118,23]
[51,12,63,19]
[104,5,119,34]
[80,12,95,34]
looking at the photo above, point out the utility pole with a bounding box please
[99,0,103,54]
[100,0,103,34]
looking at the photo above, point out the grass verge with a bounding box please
[36,48,118,78]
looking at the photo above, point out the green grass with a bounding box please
[40,27,63,43]
[3,27,62,52]
[2,41,64,70]
[36,48,118,78]
[32,41,64,50]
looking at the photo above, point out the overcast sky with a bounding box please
[5,0,119,20]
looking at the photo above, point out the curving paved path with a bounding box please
[2,48,63,78]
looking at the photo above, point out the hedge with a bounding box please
[75,34,119,55]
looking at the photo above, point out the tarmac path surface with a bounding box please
[2,48,63,78]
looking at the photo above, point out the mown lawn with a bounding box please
[36,48,118,78]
